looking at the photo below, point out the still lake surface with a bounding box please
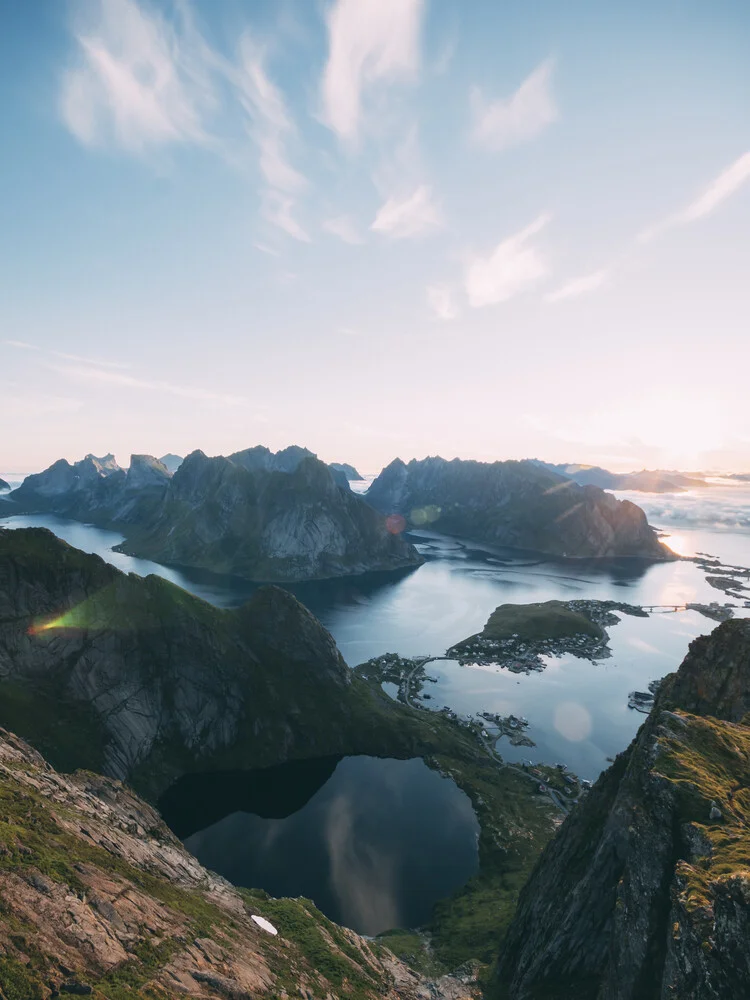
[161,755,479,936]
[3,481,750,930]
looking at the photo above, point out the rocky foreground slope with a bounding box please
[0,529,451,799]
[494,618,750,999]
[11,449,420,581]
[0,727,477,1000]
[366,457,670,559]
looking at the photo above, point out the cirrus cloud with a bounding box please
[471,59,558,151]
[464,215,551,308]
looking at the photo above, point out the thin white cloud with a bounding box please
[253,242,281,257]
[471,59,557,151]
[237,34,309,242]
[60,0,213,153]
[53,363,246,406]
[320,0,424,142]
[4,340,39,350]
[371,185,442,239]
[426,285,458,321]
[545,269,609,303]
[639,150,750,242]
[323,215,364,244]
[465,214,551,308]
[51,351,130,369]
[263,192,310,243]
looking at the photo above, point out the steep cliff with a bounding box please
[366,457,670,559]
[0,478,9,492]
[117,450,421,581]
[0,528,453,799]
[494,619,750,999]
[0,726,478,1000]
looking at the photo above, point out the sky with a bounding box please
[1,0,749,475]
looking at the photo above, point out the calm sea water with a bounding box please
[163,756,479,936]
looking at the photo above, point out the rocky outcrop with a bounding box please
[158,452,184,474]
[0,726,478,1000]
[494,619,750,999]
[330,462,363,481]
[11,448,421,582]
[11,453,124,508]
[0,528,453,798]
[366,457,670,559]
[116,450,421,581]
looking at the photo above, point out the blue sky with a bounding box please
[1,0,749,473]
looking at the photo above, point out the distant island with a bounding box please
[533,460,709,493]
[366,456,672,560]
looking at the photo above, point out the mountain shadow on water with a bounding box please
[159,756,342,838]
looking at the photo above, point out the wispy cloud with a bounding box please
[60,0,214,153]
[237,33,309,241]
[51,351,130,369]
[323,214,364,244]
[371,185,442,239]
[471,59,557,151]
[639,150,750,242]
[53,363,246,406]
[545,269,609,303]
[320,0,424,143]
[4,340,39,350]
[426,285,458,321]
[253,241,281,257]
[464,214,551,308]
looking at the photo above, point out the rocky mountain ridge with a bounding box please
[9,448,422,581]
[366,457,670,559]
[494,618,750,999]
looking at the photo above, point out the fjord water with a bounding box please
[3,483,750,784]
[3,484,750,931]
[161,756,479,936]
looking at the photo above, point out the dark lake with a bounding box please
[160,755,480,936]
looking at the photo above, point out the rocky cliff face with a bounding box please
[117,450,421,581]
[366,457,670,559]
[494,619,750,1000]
[0,726,478,1000]
[330,462,363,481]
[11,448,421,582]
[0,528,453,799]
[0,478,9,492]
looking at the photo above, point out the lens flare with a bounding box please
[26,585,122,636]
[386,513,407,534]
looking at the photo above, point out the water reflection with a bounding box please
[162,756,479,936]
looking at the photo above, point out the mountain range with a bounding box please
[366,456,671,559]
[9,449,422,582]
[533,461,709,492]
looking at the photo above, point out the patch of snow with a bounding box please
[251,914,278,935]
